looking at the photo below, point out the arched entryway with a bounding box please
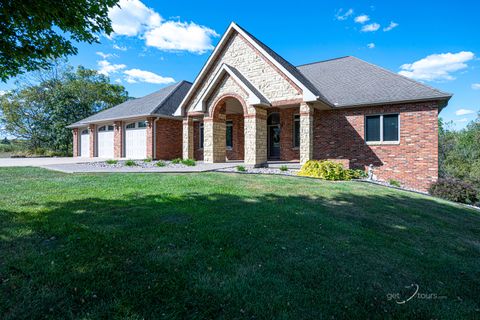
[205,94,246,163]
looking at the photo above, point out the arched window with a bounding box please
[98,126,106,132]
[81,129,88,135]
[267,113,280,125]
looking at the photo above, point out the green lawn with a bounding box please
[0,168,479,319]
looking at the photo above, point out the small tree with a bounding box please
[1,137,10,145]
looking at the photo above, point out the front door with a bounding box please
[268,125,280,159]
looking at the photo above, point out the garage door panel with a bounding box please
[125,128,147,159]
[80,134,90,157]
[97,131,114,158]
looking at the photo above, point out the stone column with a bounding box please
[114,121,123,158]
[72,128,79,157]
[203,114,226,163]
[244,107,267,166]
[146,117,155,159]
[300,103,314,164]
[89,124,96,157]
[183,117,194,159]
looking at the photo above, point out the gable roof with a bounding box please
[174,22,320,116]
[296,56,452,108]
[68,81,191,128]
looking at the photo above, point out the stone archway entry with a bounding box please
[267,113,280,160]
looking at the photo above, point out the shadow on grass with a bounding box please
[1,190,479,319]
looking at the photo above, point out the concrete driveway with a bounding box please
[0,157,103,167]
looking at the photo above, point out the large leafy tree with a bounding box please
[0,0,120,81]
[0,63,129,154]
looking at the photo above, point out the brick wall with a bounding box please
[313,102,439,191]
[155,118,183,160]
[72,128,79,157]
[114,121,123,158]
[226,114,244,160]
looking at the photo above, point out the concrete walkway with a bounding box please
[0,157,105,167]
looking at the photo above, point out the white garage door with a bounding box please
[125,121,147,159]
[80,129,90,157]
[97,125,114,158]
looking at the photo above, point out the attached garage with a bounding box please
[79,128,90,157]
[125,121,147,159]
[97,125,114,158]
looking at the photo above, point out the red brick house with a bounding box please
[70,22,451,191]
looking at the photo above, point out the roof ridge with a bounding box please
[347,56,453,97]
[296,56,352,68]
[151,81,189,115]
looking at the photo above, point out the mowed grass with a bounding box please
[0,168,479,319]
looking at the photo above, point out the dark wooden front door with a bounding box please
[268,125,280,159]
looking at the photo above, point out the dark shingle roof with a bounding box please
[68,81,191,127]
[296,56,452,107]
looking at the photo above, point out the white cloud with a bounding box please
[354,15,370,24]
[361,23,380,32]
[454,118,469,123]
[0,90,6,96]
[398,51,475,81]
[108,0,161,36]
[108,0,218,54]
[335,8,354,21]
[367,43,375,49]
[96,51,117,59]
[455,108,475,116]
[472,83,480,90]
[114,79,122,83]
[145,21,219,54]
[383,21,399,32]
[97,60,126,76]
[123,69,175,84]
[113,44,127,51]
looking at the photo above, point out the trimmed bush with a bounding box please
[124,160,136,167]
[429,178,478,204]
[279,165,289,172]
[389,179,401,187]
[144,158,152,163]
[236,165,246,172]
[106,159,118,165]
[171,158,182,164]
[181,159,196,166]
[156,161,166,167]
[347,169,367,179]
[298,160,353,180]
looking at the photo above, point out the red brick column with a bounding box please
[114,121,123,158]
[72,128,79,157]
[146,117,156,159]
[89,124,96,158]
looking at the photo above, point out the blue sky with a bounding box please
[1,0,479,131]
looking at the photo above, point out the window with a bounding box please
[126,123,135,129]
[81,129,88,135]
[98,126,106,132]
[108,125,114,131]
[293,114,300,148]
[199,123,204,149]
[365,114,399,143]
[226,121,233,149]
[138,121,147,128]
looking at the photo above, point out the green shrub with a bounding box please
[181,158,196,166]
[106,159,118,165]
[297,160,352,180]
[389,179,401,187]
[236,165,246,172]
[429,178,478,205]
[279,165,289,172]
[346,169,367,179]
[124,160,136,167]
[144,158,152,163]
[156,161,166,167]
[171,158,182,164]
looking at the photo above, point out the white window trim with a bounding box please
[365,113,400,145]
[293,113,300,149]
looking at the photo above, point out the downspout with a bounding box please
[153,117,160,160]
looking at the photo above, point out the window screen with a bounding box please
[383,114,399,141]
[365,115,381,142]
